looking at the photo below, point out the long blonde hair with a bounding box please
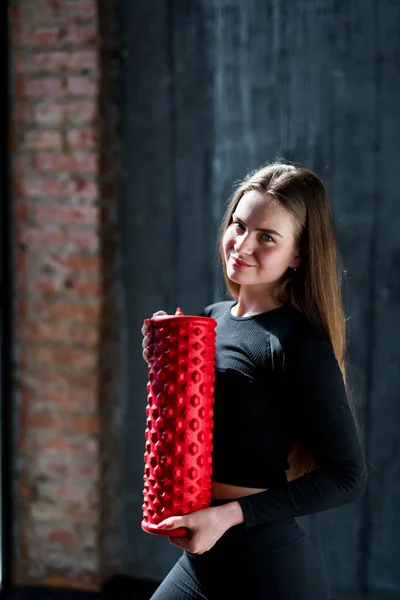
[218,162,365,481]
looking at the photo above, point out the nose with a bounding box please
[234,231,254,256]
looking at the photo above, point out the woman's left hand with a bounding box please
[157,502,244,554]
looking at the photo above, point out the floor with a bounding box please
[2,578,158,600]
[3,579,397,600]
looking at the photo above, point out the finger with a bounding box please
[158,516,185,530]
[152,311,168,317]
[141,332,152,349]
[142,349,150,365]
[157,517,177,530]
[141,323,151,336]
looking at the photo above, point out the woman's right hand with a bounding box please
[141,311,167,364]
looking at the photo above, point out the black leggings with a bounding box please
[150,499,331,600]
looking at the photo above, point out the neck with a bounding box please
[233,290,282,317]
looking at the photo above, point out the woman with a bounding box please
[141,162,367,599]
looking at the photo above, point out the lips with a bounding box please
[230,255,254,268]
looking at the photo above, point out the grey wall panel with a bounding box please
[117,0,400,595]
[171,1,216,316]
[309,2,377,594]
[117,1,179,581]
[367,1,400,595]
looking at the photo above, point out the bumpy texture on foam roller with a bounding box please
[142,311,217,537]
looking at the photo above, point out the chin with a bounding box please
[226,268,249,283]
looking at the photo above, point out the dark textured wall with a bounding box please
[117,1,400,597]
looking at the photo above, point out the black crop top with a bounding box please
[201,300,367,529]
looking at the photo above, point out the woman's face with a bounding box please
[222,190,301,292]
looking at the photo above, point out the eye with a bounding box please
[260,233,274,243]
[232,221,245,231]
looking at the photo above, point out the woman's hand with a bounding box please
[157,502,244,554]
[141,311,167,364]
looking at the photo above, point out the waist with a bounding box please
[188,498,305,558]
[211,480,268,500]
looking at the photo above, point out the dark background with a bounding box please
[116,1,400,598]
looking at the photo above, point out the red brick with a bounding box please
[11,0,114,584]
[65,24,97,45]
[16,201,29,220]
[17,227,64,248]
[11,23,23,49]
[19,370,97,394]
[11,5,21,27]
[25,229,98,253]
[22,130,62,150]
[34,278,101,298]
[15,51,98,74]
[29,26,64,48]
[36,476,99,505]
[20,321,99,347]
[20,178,68,198]
[14,178,24,198]
[68,180,98,202]
[66,129,98,149]
[35,204,98,226]
[48,530,75,545]
[15,52,64,74]
[18,227,99,253]
[33,100,97,126]
[18,300,27,318]
[72,416,99,436]
[20,345,97,370]
[68,230,99,253]
[35,301,100,323]
[38,456,99,484]
[35,152,98,174]
[28,277,99,298]
[37,482,98,506]
[65,279,101,297]
[19,177,99,202]
[42,255,100,276]
[33,1,97,23]
[39,457,98,481]
[32,102,63,126]
[20,77,64,98]
[25,412,62,429]
[19,388,98,420]
[33,435,97,456]
[67,50,98,71]
[16,250,27,274]
[63,101,98,124]
[67,76,97,96]
[13,102,26,124]
[66,506,99,526]
[32,389,97,413]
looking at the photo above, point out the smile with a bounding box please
[230,256,255,269]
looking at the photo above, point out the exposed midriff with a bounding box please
[211,480,268,500]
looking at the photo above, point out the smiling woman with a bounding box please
[141,161,367,600]
[221,191,301,316]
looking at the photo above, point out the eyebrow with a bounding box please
[232,213,284,238]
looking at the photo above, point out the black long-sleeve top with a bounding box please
[201,300,367,529]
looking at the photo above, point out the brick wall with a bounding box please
[11,0,119,589]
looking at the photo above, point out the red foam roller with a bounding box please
[141,308,217,537]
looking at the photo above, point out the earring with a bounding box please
[293,268,297,272]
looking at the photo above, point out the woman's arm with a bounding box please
[236,332,367,529]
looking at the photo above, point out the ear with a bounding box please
[289,253,302,270]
